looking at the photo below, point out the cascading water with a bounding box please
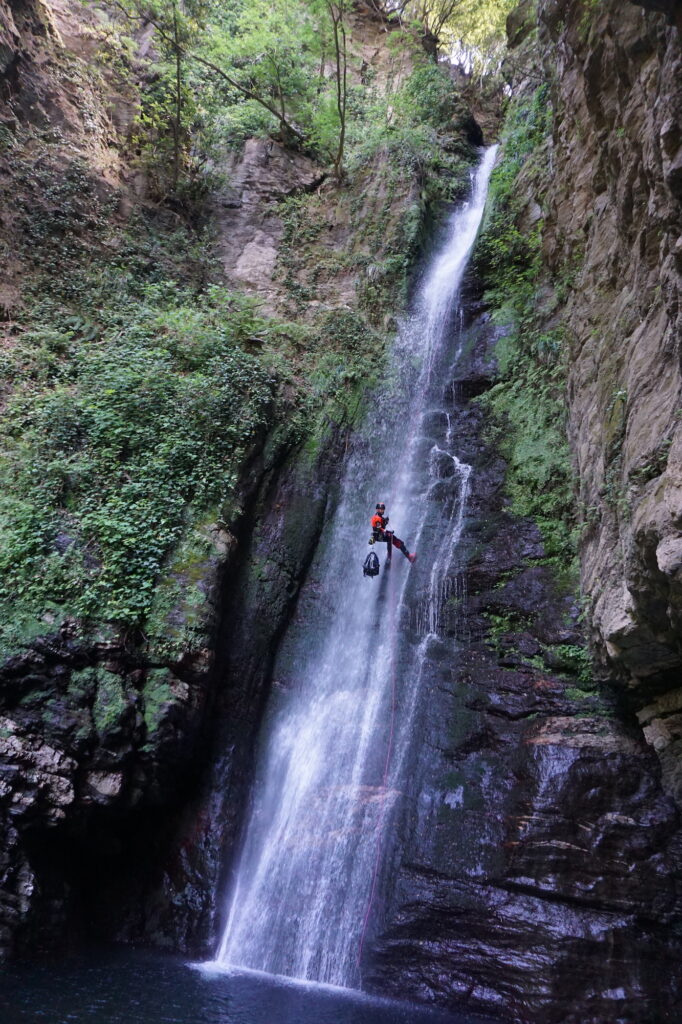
[213,146,498,989]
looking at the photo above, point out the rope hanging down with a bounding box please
[357,566,398,968]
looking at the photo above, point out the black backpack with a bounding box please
[363,551,380,578]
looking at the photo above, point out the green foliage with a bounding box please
[0,280,279,630]
[474,87,577,570]
[111,0,479,181]
[480,344,575,561]
[484,610,532,648]
[441,0,516,74]
[370,0,514,70]
[115,0,353,172]
[92,672,128,737]
[551,644,592,685]
[0,155,314,642]
[475,84,551,292]
[142,669,176,736]
[347,63,476,196]
[131,61,198,186]
[394,64,460,130]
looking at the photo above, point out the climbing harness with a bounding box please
[363,551,380,578]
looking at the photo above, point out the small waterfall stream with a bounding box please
[213,146,497,988]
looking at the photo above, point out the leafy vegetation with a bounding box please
[474,86,578,571]
[368,0,514,66]
[0,0,495,657]
[113,0,357,184]
[446,0,515,69]
[0,236,286,642]
[105,0,507,190]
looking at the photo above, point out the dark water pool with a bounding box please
[0,948,495,1024]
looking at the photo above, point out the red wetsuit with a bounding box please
[370,512,412,560]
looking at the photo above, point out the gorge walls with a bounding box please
[537,0,682,805]
[1,1,682,1023]
[365,2,682,1021]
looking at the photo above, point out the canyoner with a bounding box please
[367,501,417,570]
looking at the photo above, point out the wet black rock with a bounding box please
[364,303,682,1023]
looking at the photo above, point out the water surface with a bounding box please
[0,948,495,1024]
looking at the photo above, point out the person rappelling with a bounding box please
[369,502,416,564]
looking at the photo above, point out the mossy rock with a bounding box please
[142,669,177,739]
[92,670,131,740]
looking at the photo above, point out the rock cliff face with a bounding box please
[0,0,476,959]
[536,0,682,804]
[532,0,679,790]
[364,292,682,1024]
[363,2,682,1021]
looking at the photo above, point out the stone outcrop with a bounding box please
[213,138,325,311]
[0,0,473,959]
[365,3,682,1019]
[531,0,682,804]
[363,296,682,1024]
[0,562,219,953]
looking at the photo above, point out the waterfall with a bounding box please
[213,146,498,988]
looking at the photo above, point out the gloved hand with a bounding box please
[368,537,375,544]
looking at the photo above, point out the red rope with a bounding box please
[357,563,398,970]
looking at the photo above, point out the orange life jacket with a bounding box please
[371,513,386,531]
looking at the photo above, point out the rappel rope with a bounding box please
[357,562,398,968]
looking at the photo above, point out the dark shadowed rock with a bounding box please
[364,291,682,1024]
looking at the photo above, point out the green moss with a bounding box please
[143,522,219,660]
[0,607,68,663]
[92,671,128,737]
[68,667,99,701]
[549,643,592,684]
[142,669,176,737]
[473,87,578,577]
[565,686,592,700]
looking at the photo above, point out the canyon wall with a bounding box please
[540,0,682,805]
[365,2,682,1022]
[0,0,479,957]
[2,2,682,1023]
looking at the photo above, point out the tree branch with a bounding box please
[113,0,305,144]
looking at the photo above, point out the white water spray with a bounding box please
[213,146,498,988]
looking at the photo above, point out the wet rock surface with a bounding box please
[0,423,345,957]
[535,0,682,803]
[121,428,349,954]
[0,612,215,955]
[365,301,682,1023]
